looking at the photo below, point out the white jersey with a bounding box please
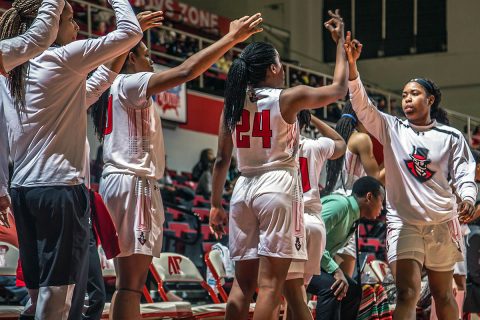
[102,72,165,180]
[233,88,299,174]
[2,0,142,189]
[334,148,366,194]
[299,136,335,213]
[0,0,64,197]
[349,76,477,225]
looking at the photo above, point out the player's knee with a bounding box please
[396,285,420,305]
[116,275,147,292]
[430,285,454,303]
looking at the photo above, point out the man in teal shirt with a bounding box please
[307,176,385,320]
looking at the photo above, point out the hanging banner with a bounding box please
[142,0,231,35]
[152,64,187,123]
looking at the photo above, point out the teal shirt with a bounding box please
[320,194,360,274]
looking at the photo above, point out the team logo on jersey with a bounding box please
[404,146,435,183]
[295,237,302,251]
[137,232,147,245]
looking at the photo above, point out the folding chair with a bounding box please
[0,242,19,276]
[98,248,193,319]
[0,242,22,319]
[150,253,228,319]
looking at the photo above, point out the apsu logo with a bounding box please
[153,87,181,117]
[404,146,435,183]
[168,256,182,275]
[137,231,146,245]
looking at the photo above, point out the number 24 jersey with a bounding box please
[233,88,299,175]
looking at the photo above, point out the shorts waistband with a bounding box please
[241,167,297,178]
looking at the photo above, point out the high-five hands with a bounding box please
[344,31,363,64]
[228,13,263,44]
[324,9,345,44]
[137,11,164,32]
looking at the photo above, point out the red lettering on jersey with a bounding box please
[299,157,311,192]
[235,109,272,148]
[235,110,250,148]
[252,110,273,148]
[104,95,113,135]
[168,256,182,275]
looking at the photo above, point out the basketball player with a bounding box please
[344,32,477,320]
[209,9,348,320]
[0,0,143,317]
[0,0,65,226]
[92,14,263,320]
[283,113,346,319]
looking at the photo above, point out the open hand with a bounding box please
[137,11,164,32]
[324,9,345,44]
[228,13,263,44]
[331,268,349,300]
[209,206,228,240]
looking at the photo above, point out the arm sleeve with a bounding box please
[85,65,118,108]
[321,250,339,274]
[348,76,393,144]
[0,0,64,73]
[53,0,142,76]
[0,106,9,197]
[450,136,478,204]
[117,72,154,109]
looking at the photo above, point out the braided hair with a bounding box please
[408,78,449,125]
[223,42,277,132]
[90,42,143,142]
[322,101,358,196]
[0,0,42,110]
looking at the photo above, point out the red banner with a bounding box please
[142,0,231,35]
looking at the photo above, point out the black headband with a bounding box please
[409,78,435,95]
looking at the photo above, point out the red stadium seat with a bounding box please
[167,222,195,238]
[165,207,184,221]
[192,208,210,222]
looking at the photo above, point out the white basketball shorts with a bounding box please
[100,173,164,258]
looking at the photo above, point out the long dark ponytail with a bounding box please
[223,42,277,132]
[0,0,42,110]
[408,78,449,125]
[322,101,358,196]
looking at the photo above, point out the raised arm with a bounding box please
[57,0,142,76]
[310,115,346,159]
[280,10,348,121]
[209,113,234,239]
[0,0,64,73]
[344,32,391,144]
[146,14,262,97]
[85,11,164,108]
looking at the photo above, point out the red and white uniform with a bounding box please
[229,88,307,261]
[349,76,477,271]
[288,136,335,282]
[99,72,165,258]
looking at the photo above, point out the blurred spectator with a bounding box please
[158,158,195,206]
[195,163,213,199]
[192,148,215,182]
[215,50,233,73]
